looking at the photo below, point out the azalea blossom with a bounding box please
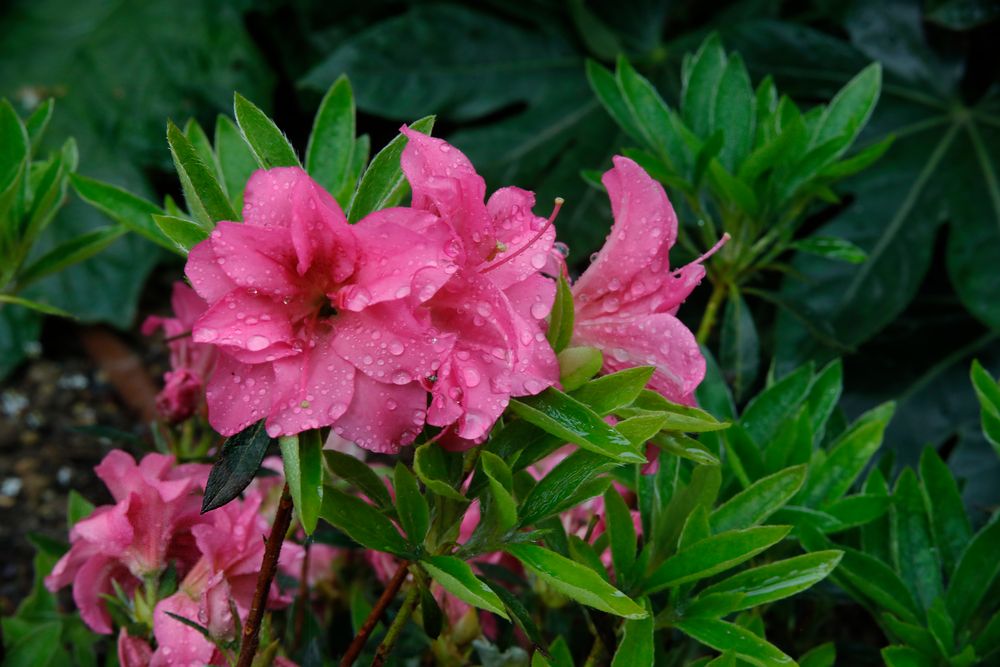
[572,156,723,405]
[185,167,458,450]
[45,452,210,634]
[142,282,215,423]
[400,127,559,446]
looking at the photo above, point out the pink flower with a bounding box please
[400,128,559,444]
[142,282,215,422]
[185,167,458,450]
[45,452,209,634]
[571,156,720,405]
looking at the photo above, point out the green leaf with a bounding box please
[611,599,654,667]
[918,448,972,577]
[644,525,790,594]
[347,115,434,222]
[569,366,655,416]
[792,236,868,264]
[881,645,935,667]
[701,551,843,611]
[420,556,508,619]
[166,119,239,226]
[682,34,727,139]
[322,450,392,511]
[319,486,411,556]
[2,621,64,667]
[799,642,836,667]
[214,114,258,209]
[946,512,1000,631]
[971,359,1000,454]
[675,618,795,667]
[651,433,720,466]
[616,56,689,173]
[69,174,169,249]
[620,389,728,433]
[0,294,73,318]
[546,274,575,354]
[519,450,616,526]
[509,388,644,463]
[720,290,760,401]
[712,53,755,172]
[15,226,126,287]
[722,424,766,487]
[66,489,94,529]
[711,466,807,532]
[812,63,882,152]
[740,365,813,446]
[480,451,517,532]
[202,421,272,513]
[0,99,28,222]
[799,402,894,506]
[306,75,356,206]
[803,360,843,447]
[153,214,208,255]
[413,443,466,502]
[233,93,300,169]
[926,597,956,659]
[505,543,646,618]
[604,486,636,581]
[279,430,324,535]
[557,346,603,392]
[393,462,429,544]
[488,580,546,649]
[587,59,643,145]
[24,99,53,156]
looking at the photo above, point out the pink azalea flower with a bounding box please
[142,282,215,423]
[185,167,458,450]
[571,156,723,405]
[400,128,559,444]
[45,452,210,634]
[117,629,154,667]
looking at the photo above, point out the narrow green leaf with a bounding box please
[792,236,868,264]
[812,63,882,151]
[0,294,73,318]
[519,450,616,526]
[488,580,546,649]
[881,645,935,667]
[67,489,95,529]
[604,486,636,580]
[153,214,209,255]
[799,642,836,667]
[946,512,1000,632]
[16,226,126,287]
[644,526,790,594]
[167,120,239,225]
[319,486,410,556]
[421,555,508,619]
[306,75,356,205]
[720,289,759,401]
[69,174,170,249]
[348,115,434,222]
[616,56,688,172]
[557,346,602,392]
[202,421,272,513]
[651,433,720,466]
[612,598,654,667]
[480,451,517,532]
[803,360,843,447]
[622,389,728,433]
[711,53,754,171]
[971,359,1000,454]
[233,93,300,168]
[681,34,727,139]
[570,366,655,416]
[509,388,644,463]
[676,618,795,667]
[413,443,466,502]
[701,551,843,611]
[546,274,575,354]
[586,59,644,144]
[919,448,972,576]
[740,364,813,446]
[322,450,392,511]
[24,99,54,156]
[214,114,258,209]
[711,466,807,532]
[280,431,324,535]
[393,463,429,543]
[506,543,647,618]
[926,597,956,658]
[420,584,443,638]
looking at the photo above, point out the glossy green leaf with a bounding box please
[153,214,208,254]
[711,466,807,532]
[322,450,392,511]
[0,99,28,222]
[348,115,434,222]
[319,486,410,556]
[421,556,508,619]
[306,75,356,205]
[506,543,646,618]
[651,433,720,466]
[712,53,754,171]
[676,618,795,667]
[479,451,517,532]
[803,360,843,446]
[393,463,430,544]
[740,364,813,446]
[799,642,836,667]
[546,274,575,354]
[792,235,868,264]
[557,346,603,392]
[202,421,272,513]
[822,494,891,531]
[971,359,1000,454]
[167,119,239,226]
[279,431,323,535]
[811,63,882,152]
[604,486,636,580]
[67,489,94,529]
[509,388,644,463]
[233,93,300,168]
[681,34,727,139]
[569,366,655,416]
[702,551,843,611]
[214,114,257,209]
[413,443,466,502]
[587,59,643,144]
[919,447,972,576]
[644,526,790,594]
[611,598,654,667]
[881,645,935,667]
[622,389,728,433]
[946,512,1000,631]
[69,174,169,249]
[24,99,53,156]
[519,449,616,526]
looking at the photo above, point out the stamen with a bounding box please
[481,197,564,274]
[672,233,729,276]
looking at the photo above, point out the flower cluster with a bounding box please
[162,129,710,453]
[45,452,332,665]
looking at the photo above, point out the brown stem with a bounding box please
[236,483,294,667]
[340,561,410,667]
[371,584,420,667]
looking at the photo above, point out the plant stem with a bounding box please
[371,584,420,667]
[340,561,411,667]
[696,280,728,345]
[582,635,608,667]
[235,483,294,667]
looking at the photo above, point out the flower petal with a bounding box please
[205,353,276,436]
[193,289,300,365]
[152,593,218,666]
[242,167,311,229]
[209,221,301,295]
[289,173,357,281]
[573,313,706,404]
[185,239,237,303]
[484,187,557,290]
[334,374,427,453]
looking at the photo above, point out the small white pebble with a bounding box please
[1,477,23,497]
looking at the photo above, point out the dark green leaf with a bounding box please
[322,450,392,511]
[306,75,356,206]
[546,273,575,354]
[202,421,272,513]
[413,442,466,502]
[739,364,813,446]
[569,366,655,416]
[420,556,508,619]
[611,598,654,667]
[66,489,94,529]
[279,430,324,535]
[393,462,429,544]
[16,226,126,287]
[214,114,258,209]
[519,449,616,526]
[167,119,238,226]
[720,289,759,401]
[946,512,1000,631]
[319,486,410,556]
[0,294,72,319]
[153,214,208,255]
[701,551,843,611]
[604,486,636,581]
[710,466,807,532]
[69,174,169,249]
[971,359,1000,454]
[919,447,972,576]
[675,618,795,667]
[233,93,300,169]
[480,451,517,532]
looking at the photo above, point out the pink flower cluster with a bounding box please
[152,128,712,450]
[45,451,332,666]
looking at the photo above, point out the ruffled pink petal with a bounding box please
[572,156,680,319]
[73,554,135,634]
[333,374,427,453]
[117,629,154,667]
[193,290,300,365]
[400,126,493,263]
[573,312,705,404]
[242,167,310,229]
[185,239,237,303]
[267,330,356,437]
[289,174,357,281]
[333,302,454,385]
[209,221,301,295]
[200,576,237,640]
[428,343,510,441]
[73,498,134,558]
[502,274,559,396]
[151,593,218,667]
[484,187,557,290]
[171,281,209,328]
[205,353,276,436]
[346,208,458,308]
